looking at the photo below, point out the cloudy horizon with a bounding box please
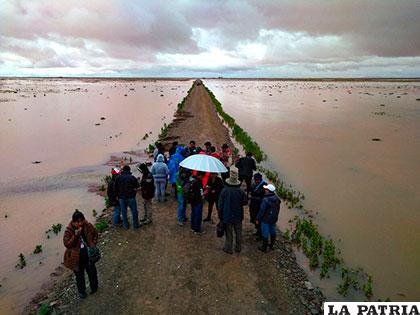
[1,0,420,78]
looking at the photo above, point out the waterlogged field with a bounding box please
[204,79,420,301]
[0,78,192,314]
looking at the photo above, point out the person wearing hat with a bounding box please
[108,167,122,226]
[256,184,281,253]
[218,168,247,254]
[249,173,266,238]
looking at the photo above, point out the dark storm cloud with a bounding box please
[0,0,419,76]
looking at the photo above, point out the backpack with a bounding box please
[182,179,195,203]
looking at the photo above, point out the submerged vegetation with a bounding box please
[204,84,374,300]
[95,219,108,233]
[16,253,26,269]
[205,86,266,162]
[33,245,43,254]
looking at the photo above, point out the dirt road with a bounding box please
[27,80,324,314]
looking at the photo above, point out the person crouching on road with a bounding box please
[256,184,281,253]
[151,154,169,202]
[138,163,155,225]
[63,210,98,299]
[115,165,140,229]
[108,167,122,226]
[218,169,247,254]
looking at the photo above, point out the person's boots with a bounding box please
[258,238,268,253]
[269,235,276,250]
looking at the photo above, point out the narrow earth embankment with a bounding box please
[27,80,324,315]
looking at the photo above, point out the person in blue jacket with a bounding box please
[168,146,184,198]
[256,184,281,253]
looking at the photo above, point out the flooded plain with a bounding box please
[0,78,192,314]
[204,79,420,301]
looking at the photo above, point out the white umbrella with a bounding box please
[179,154,228,173]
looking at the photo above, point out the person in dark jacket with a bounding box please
[190,171,205,234]
[115,165,140,229]
[203,173,224,222]
[235,152,256,197]
[218,169,247,254]
[63,210,98,299]
[168,141,178,157]
[108,167,122,226]
[256,184,281,253]
[138,163,155,225]
[185,140,198,157]
[249,173,266,238]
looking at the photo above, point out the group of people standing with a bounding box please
[62,140,281,300]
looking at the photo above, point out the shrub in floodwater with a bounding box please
[204,86,266,162]
[95,219,108,233]
[99,184,106,192]
[102,175,112,185]
[16,253,26,269]
[320,239,340,278]
[51,223,62,235]
[38,303,51,315]
[92,209,97,217]
[282,229,291,241]
[104,196,111,208]
[142,133,149,140]
[33,245,43,254]
[146,143,156,154]
[362,275,373,300]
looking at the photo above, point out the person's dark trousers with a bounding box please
[119,197,139,229]
[191,202,203,232]
[205,197,217,220]
[224,222,243,253]
[74,247,98,295]
[239,175,252,197]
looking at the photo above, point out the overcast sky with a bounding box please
[1,0,419,77]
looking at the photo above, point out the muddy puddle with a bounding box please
[0,78,192,314]
[204,79,420,301]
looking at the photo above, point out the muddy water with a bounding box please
[0,78,192,314]
[205,79,420,301]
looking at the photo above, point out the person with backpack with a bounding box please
[203,173,224,222]
[151,154,169,202]
[107,167,122,226]
[138,163,155,225]
[176,167,190,225]
[256,184,281,253]
[187,171,205,234]
[115,165,140,229]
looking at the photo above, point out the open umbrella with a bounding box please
[179,154,228,173]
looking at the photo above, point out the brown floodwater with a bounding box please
[0,78,193,314]
[204,79,420,301]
